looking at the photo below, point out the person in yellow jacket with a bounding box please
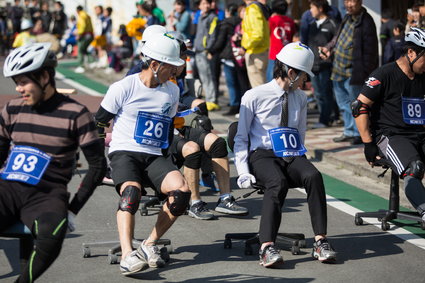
[241,0,270,87]
[12,18,36,48]
[75,5,94,73]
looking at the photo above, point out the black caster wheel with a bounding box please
[83,247,91,258]
[291,245,300,255]
[299,240,306,248]
[224,238,232,249]
[165,244,173,254]
[140,208,148,216]
[244,245,253,256]
[421,221,425,230]
[355,216,363,226]
[160,247,170,262]
[108,253,119,264]
[381,221,390,231]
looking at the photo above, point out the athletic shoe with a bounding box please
[120,250,148,276]
[215,195,248,215]
[206,102,221,111]
[137,240,166,268]
[259,244,284,267]
[312,238,337,262]
[188,201,214,220]
[199,173,219,192]
[74,66,85,73]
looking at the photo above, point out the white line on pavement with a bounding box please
[56,71,104,97]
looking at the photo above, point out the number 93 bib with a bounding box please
[1,145,51,185]
[134,111,172,149]
[402,97,425,125]
[268,127,307,158]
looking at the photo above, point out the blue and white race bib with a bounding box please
[1,146,51,185]
[134,111,172,149]
[402,97,425,125]
[268,127,307,158]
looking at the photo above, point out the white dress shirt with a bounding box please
[234,79,307,175]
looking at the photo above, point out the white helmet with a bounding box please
[21,18,33,30]
[405,27,425,48]
[276,42,315,77]
[141,33,185,66]
[3,42,57,78]
[135,25,167,54]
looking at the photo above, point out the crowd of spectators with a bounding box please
[1,0,424,135]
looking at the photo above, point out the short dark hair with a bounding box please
[402,41,425,55]
[271,0,288,15]
[76,5,83,11]
[309,0,330,14]
[29,67,56,88]
[273,60,302,80]
[227,3,238,16]
[174,0,185,5]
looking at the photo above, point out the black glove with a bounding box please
[364,142,379,163]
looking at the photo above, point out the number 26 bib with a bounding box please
[1,145,51,185]
[268,127,307,158]
[134,111,171,149]
[401,97,425,125]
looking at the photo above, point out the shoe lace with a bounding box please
[197,201,210,212]
[317,239,332,252]
[263,245,280,257]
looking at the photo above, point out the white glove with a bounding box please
[67,211,76,233]
[237,173,256,189]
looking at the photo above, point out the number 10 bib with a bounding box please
[134,111,171,149]
[402,97,425,125]
[268,127,307,158]
[1,145,51,185]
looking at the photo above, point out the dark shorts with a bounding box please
[108,150,179,194]
[0,179,68,232]
[377,133,425,176]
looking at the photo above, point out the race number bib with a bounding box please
[134,111,172,149]
[268,127,307,158]
[402,97,425,125]
[1,146,51,185]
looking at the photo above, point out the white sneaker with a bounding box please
[74,66,85,73]
[88,62,99,69]
[120,250,148,276]
[137,240,166,268]
[104,67,114,74]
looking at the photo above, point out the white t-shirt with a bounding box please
[101,73,179,155]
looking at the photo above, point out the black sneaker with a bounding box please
[188,201,214,220]
[312,238,337,262]
[259,244,284,268]
[215,195,248,215]
[333,134,353,143]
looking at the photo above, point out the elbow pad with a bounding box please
[351,99,370,118]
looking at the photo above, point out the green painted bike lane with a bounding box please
[59,61,425,239]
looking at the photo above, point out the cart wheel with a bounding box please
[291,245,300,255]
[83,247,91,258]
[108,253,119,264]
[160,247,170,262]
[355,216,363,226]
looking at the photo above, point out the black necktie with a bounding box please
[280,92,289,127]
[280,92,293,163]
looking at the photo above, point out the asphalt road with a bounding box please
[0,61,425,283]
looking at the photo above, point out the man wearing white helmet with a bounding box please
[353,27,425,223]
[95,32,191,276]
[234,42,337,268]
[0,42,107,282]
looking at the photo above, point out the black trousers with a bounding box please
[249,149,328,243]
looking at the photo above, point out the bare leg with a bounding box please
[117,181,142,258]
[204,133,230,194]
[181,141,201,202]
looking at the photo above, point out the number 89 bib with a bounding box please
[402,97,425,125]
[268,127,307,158]
[1,145,51,185]
[134,111,172,149]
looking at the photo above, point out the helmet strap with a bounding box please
[405,49,425,73]
[284,65,301,89]
[144,54,163,85]
[28,72,49,108]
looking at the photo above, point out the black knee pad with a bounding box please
[404,160,425,179]
[184,151,202,169]
[208,137,228,158]
[197,102,209,117]
[166,189,191,216]
[118,185,143,215]
[193,115,213,132]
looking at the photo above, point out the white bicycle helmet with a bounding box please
[3,42,57,78]
[405,27,425,48]
[276,42,315,77]
[141,33,184,66]
[135,25,167,54]
[20,18,33,30]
